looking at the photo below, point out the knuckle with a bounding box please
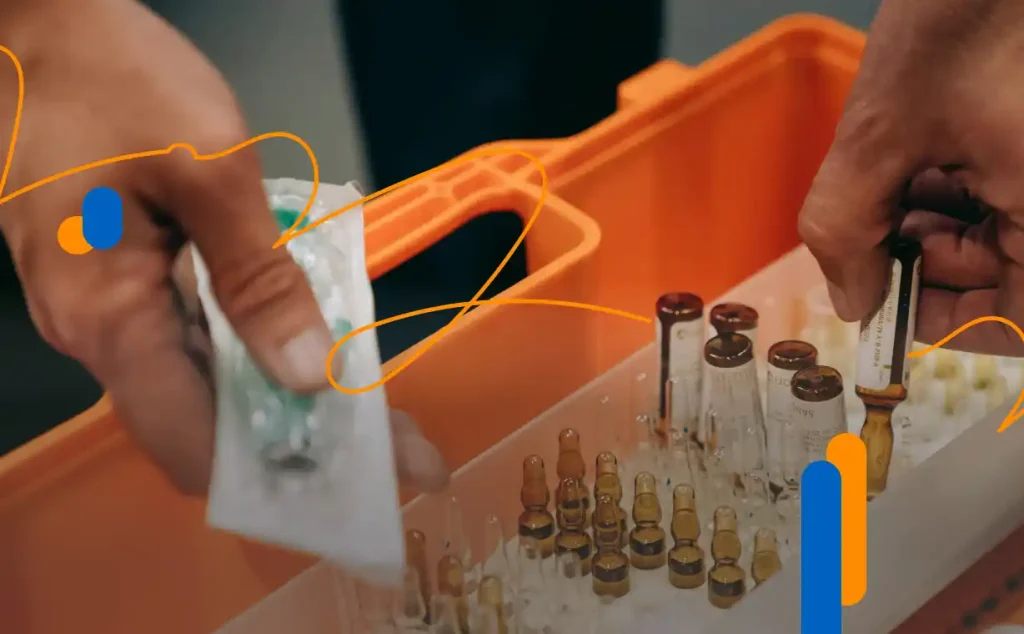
[212,252,311,330]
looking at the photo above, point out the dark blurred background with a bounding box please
[0,0,880,455]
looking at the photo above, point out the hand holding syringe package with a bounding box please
[193,178,404,587]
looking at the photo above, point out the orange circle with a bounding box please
[57,216,92,254]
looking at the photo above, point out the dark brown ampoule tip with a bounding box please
[703,332,754,368]
[791,365,844,402]
[767,340,819,371]
[656,292,704,323]
[709,303,759,333]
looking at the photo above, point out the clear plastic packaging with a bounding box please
[194,178,403,586]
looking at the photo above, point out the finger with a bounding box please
[914,287,1024,356]
[902,168,987,223]
[147,128,334,394]
[798,109,919,322]
[901,210,1001,290]
[389,408,450,493]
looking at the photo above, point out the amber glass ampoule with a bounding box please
[855,239,922,499]
[765,340,818,495]
[710,302,760,343]
[592,493,631,598]
[555,477,593,575]
[751,527,782,587]
[791,366,847,465]
[405,529,431,623]
[708,506,746,609]
[668,484,705,589]
[594,451,628,547]
[557,428,591,526]
[629,472,667,570]
[656,293,705,441]
[477,576,508,634]
[518,455,556,558]
[437,554,469,633]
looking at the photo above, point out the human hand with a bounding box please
[798,0,1024,355]
[0,0,448,494]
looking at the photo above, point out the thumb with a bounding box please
[158,141,335,392]
[798,112,919,322]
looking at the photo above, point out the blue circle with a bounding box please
[82,186,123,250]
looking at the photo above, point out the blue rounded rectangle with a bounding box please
[82,186,123,250]
[802,460,843,634]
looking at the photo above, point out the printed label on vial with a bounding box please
[856,259,902,391]
[700,362,762,472]
[792,396,846,463]
[902,256,922,388]
[657,318,704,432]
[765,365,798,475]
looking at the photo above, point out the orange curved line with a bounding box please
[907,315,1024,433]
[0,45,649,397]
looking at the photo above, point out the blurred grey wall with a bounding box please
[145,0,881,190]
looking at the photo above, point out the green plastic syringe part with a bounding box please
[273,207,310,233]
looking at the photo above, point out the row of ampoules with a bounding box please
[517,432,782,605]
[651,293,848,506]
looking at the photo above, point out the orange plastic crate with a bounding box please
[8,12,975,634]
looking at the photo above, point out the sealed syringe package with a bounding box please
[192,178,404,587]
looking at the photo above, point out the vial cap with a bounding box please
[767,340,819,371]
[704,333,754,368]
[791,365,844,402]
[710,302,759,333]
[656,292,704,323]
[522,455,546,481]
[890,237,923,263]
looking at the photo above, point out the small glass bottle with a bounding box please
[750,527,782,587]
[668,484,706,589]
[856,239,922,499]
[791,366,847,465]
[656,293,705,442]
[702,333,767,512]
[594,452,629,548]
[708,506,746,609]
[592,494,631,598]
[405,529,432,624]
[555,477,593,576]
[628,472,668,570]
[476,576,508,634]
[556,428,591,528]
[518,455,556,558]
[765,340,819,496]
[436,555,469,633]
[709,302,760,344]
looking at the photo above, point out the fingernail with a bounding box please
[394,430,450,492]
[826,281,854,321]
[271,326,335,390]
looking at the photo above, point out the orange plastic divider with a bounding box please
[0,13,879,634]
[0,163,600,634]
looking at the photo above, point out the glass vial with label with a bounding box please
[557,428,591,528]
[791,366,847,464]
[708,505,746,609]
[629,472,668,570]
[750,527,782,587]
[555,477,593,576]
[594,452,629,548]
[709,302,760,345]
[701,333,766,510]
[656,293,705,442]
[765,340,819,495]
[856,239,922,499]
